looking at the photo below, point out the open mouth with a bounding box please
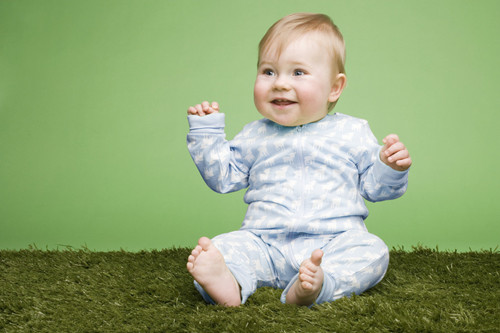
[271,99,297,106]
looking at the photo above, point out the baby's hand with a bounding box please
[380,134,412,171]
[187,101,219,116]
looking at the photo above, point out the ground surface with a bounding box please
[1,246,498,332]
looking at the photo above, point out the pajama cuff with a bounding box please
[280,272,337,306]
[187,112,225,134]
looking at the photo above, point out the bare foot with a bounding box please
[186,237,241,307]
[285,249,324,306]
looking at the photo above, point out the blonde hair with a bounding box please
[258,13,346,75]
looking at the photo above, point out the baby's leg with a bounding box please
[285,249,324,306]
[187,231,277,306]
[318,230,390,303]
[187,237,241,306]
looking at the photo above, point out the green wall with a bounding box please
[1,0,498,251]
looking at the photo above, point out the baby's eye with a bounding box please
[263,69,275,76]
[294,69,306,76]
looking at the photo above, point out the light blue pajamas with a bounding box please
[187,112,408,305]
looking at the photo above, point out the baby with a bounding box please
[186,13,411,307]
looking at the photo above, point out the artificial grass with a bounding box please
[0,246,498,333]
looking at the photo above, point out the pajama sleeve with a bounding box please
[186,113,250,194]
[356,122,409,202]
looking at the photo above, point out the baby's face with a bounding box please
[254,32,341,127]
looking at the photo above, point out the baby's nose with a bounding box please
[272,75,292,91]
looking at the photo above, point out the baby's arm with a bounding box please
[379,134,412,171]
[186,102,249,193]
[188,101,219,116]
[358,129,410,202]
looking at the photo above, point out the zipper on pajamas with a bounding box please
[287,125,307,271]
[296,125,306,220]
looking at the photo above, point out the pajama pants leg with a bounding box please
[316,229,389,303]
[193,230,283,304]
[280,229,389,304]
[193,229,389,306]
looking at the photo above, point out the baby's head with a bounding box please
[258,13,346,78]
[254,13,347,127]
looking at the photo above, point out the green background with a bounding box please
[1,0,498,251]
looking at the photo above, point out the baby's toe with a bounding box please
[300,272,315,284]
[186,261,194,271]
[191,248,200,257]
[300,280,313,290]
[310,249,323,266]
[304,261,319,273]
[198,237,212,250]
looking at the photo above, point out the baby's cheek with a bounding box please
[253,84,268,111]
[299,88,329,114]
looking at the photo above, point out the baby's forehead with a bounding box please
[259,32,333,63]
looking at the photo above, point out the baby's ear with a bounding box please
[328,73,347,103]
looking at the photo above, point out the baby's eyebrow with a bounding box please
[258,61,274,67]
[258,60,309,68]
[289,61,309,68]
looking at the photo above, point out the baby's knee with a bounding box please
[361,232,390,270]
[357,232,390,286]
[336,229,388,251]
[322,229,390,274]
[369,233,389,257]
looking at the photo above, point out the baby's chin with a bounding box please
[266,116,302,127]
[256,110,300,127]
[264,114,323,128]
[257,107,329,128]
[274,120,305,127]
